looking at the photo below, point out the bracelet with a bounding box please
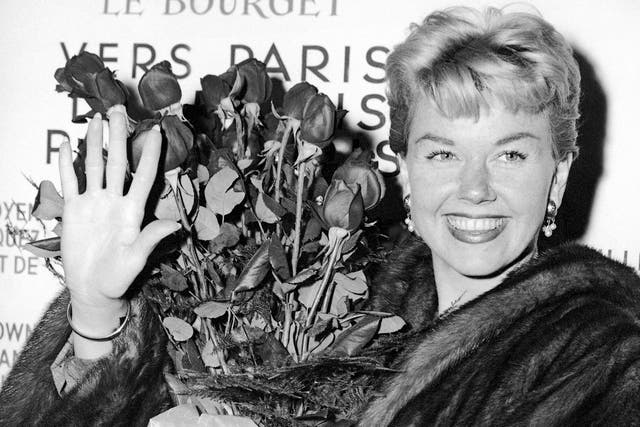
[67,300,131,342]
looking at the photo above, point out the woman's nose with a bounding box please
[457,160,497,204]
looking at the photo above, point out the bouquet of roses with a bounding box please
[25,52,406,425]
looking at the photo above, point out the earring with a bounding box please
[403,194,415,233]
[543,200,557,237]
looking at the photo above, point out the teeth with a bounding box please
[447,216,504,231]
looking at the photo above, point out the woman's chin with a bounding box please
[449,260,510,279]
[441,243,535,279]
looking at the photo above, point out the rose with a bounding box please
[130,116,193,172]
[138,61,182,111]
[201,74,231,114]
[332,149,386,210]
[282,82,318,120]
[322,179,364,232]
[300,94,337,148]
[228,58,272,104]
[54,52,127,115]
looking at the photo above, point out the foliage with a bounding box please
[30,52,405,425]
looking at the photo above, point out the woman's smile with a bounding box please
[445,215,508,244]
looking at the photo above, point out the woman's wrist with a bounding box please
[69,295,128,337]
[69,295,129,360]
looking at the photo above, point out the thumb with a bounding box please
[132,220,181,258]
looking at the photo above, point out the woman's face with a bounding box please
[402,95,571,278]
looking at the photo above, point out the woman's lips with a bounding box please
[445,215,507,244]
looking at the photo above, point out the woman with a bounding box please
[362,6,640,425]
[2,5,640,426]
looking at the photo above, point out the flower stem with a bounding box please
[301,227,348,358]
[174,185,208,299]
[291,158,306,277]
[282,304,293,350]
[204,318,229,374]
[305,228,348,328]
[274,122,292,205]
[234,111,245,160]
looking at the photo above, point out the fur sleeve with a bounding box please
[0,290,172,427]
[364,235,438,329]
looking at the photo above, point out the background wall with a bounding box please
[1,0,639,385]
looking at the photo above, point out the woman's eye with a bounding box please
[426,150,456,161]
[499,151,528,162]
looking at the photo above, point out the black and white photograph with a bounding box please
[0,0,639,425]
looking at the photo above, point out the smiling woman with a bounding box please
[362,5,640,426]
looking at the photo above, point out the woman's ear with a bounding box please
[550,153,574,207]
[397,154,411,198]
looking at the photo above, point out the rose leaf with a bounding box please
[231,240,270,299]
[32,181,64,220]
[194,206,220,241]
[163,317,194,342]
[159,264,188,292]
[23,237,61,258]
[255,193,279,224]
[209,223,241,253]
[378,315,407,334]
[194,301,230,319]
[200,340,222,368]
[333,270,368,295]
[268,236,290,280]
[326,315,380,357]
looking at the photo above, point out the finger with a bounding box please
[127,125,161,204]
[130,220,181,259]
[59,141,78,200]
[85,113,105,192]
[106,105,128,195]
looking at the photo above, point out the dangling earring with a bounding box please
[403,194,415,233]
[543,200,557,237]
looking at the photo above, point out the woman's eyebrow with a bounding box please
[415,131,540,146]
[495,132,540,145]
[415,132,455,145]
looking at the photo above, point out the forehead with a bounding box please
[407,94,552,147]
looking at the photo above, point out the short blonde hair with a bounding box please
[387,6,580,160]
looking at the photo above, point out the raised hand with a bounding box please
[58,106,179,354]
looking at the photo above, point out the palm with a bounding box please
[58,106,178,307]
[62,193,145,300]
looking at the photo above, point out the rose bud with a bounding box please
[322,179,364,232]
[129,116,193,172]
[55,52,104,96]
[262,112,285,142]
[282,82,318,120]
[229,58,272,104]
[54,52,127,115]
[138,61,182,111]
[201,74,231,114]
[332,149,386,210]
[300,94,337,148]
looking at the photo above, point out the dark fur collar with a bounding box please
[361,240,640,426]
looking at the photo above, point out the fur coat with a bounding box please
[362,237,640,426]
[1,238,640,426]
[0,292,171,426]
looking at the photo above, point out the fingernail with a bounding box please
[93,112,102,121]
[107,104,126,117]
[60,140,71,153]
[152,124,161,132]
